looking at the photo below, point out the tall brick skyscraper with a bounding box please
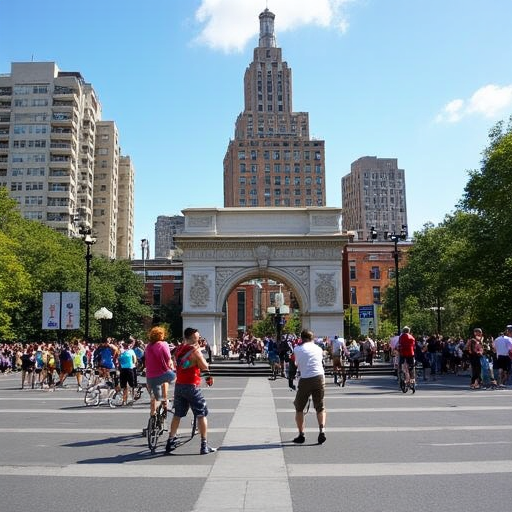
[223,9,326,207]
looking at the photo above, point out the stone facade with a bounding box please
[176,207,347,352]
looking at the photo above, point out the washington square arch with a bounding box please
[175,207,350,354]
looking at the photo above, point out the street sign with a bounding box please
[359,305,378,336]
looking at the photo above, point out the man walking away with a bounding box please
[292,329,326,445]
[493,325,512,386]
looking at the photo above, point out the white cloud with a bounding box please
[193,0,353,53]
[467,84,512,118]
[435,99,464,123]
[436,84,512,123]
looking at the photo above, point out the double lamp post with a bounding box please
[370,224,408,335]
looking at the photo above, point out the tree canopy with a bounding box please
[0,187,151,342]
[382,116,512,338]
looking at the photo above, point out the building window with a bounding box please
[349,265,356,280]
[153,285,162,306]
[370,266,381,279]
[373,286,381,303]
[350,286,357,305]
[237,290,246,330]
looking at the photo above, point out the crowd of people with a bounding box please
[390,325,512,389]
[2,322,511,455]
[0,338,146,397]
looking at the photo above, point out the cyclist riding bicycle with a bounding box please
[93,338,119,384]
[398,326,416,386]
[145,326,176,417]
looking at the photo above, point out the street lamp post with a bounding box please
[428,299,445,334]
[386,225,408,335]
[79,226,96,342]
[267,284,290,345]
[94,307,113,342]
[141,238,148,283]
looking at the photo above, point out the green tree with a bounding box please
[283,311,301,336]
[0,187,151,341]
[383,117,512,337]
[251,315,275,339]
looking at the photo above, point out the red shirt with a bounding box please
[398,333,416,357]
[175,344,201,386]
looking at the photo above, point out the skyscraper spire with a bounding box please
[259,8,276,48]
[223,9,326,208]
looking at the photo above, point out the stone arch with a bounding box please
[215,266,307,314]
[176,207,349,354]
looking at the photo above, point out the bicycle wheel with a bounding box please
[399,373,407,393]
[84,388,100,406]
[109,390,123,408]
[147,415,159,454]
[133,385,143,401]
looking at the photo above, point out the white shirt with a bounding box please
[330,337,348,357]
[389,336,400,350]
[294,342,325,379]
[493,335,512,356]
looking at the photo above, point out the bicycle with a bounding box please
[398,361,416,394]
[133,383,144,401]
[84,378,123,407]
[143,400,198,453]
[146,401,168,454]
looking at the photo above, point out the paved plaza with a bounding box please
[1,371,512,512]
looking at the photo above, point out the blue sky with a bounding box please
[2,0,512,256]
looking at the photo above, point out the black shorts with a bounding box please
[399,356,415,367]
[496,355,511,373]
[119,368,135,389]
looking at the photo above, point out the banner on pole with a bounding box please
[42,292,80,330]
